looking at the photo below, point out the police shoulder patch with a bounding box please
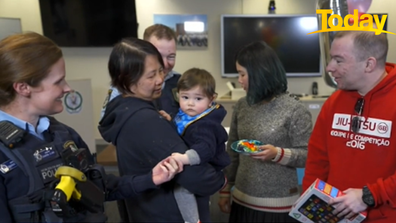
[63,140,79,152]
[0,159,17,174]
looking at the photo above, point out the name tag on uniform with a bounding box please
[0,159,17,174]
[33,144,59,165]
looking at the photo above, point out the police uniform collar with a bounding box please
[164,70,175,81]
[161,70,177,90]
[0,110,50,139]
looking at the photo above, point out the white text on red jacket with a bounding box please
[330,113,392,150]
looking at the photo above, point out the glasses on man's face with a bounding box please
[351,98,364,133]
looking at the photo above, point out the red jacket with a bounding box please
[303,63,396,222]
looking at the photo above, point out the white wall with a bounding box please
[0,0,395,140]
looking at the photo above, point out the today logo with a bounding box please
[308,9,395,35]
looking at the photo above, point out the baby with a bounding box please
[160,68,230,223]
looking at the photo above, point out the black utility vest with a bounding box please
[0,118,106,223]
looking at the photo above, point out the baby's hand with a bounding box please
[171,153,190,165]
[159,110,171,121]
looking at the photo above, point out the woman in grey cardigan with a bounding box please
[218,41,313,222]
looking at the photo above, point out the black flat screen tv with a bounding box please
[221,14,321,78]
[39,0,138,47]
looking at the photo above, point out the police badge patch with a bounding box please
[63,140,79,152]
[33,151,43,162]
[33,144,58,165]
[0,160,17,174]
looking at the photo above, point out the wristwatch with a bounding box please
[362,186,375,207]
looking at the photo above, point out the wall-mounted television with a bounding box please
[221,14,321,78]
[39,0,138,47]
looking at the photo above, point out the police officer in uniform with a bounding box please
[0,32,183,223]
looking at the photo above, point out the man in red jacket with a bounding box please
[303,30,396,223]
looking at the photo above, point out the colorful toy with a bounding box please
[231,139,263,155]
[239,141,259,152]
[289,178,367,223]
